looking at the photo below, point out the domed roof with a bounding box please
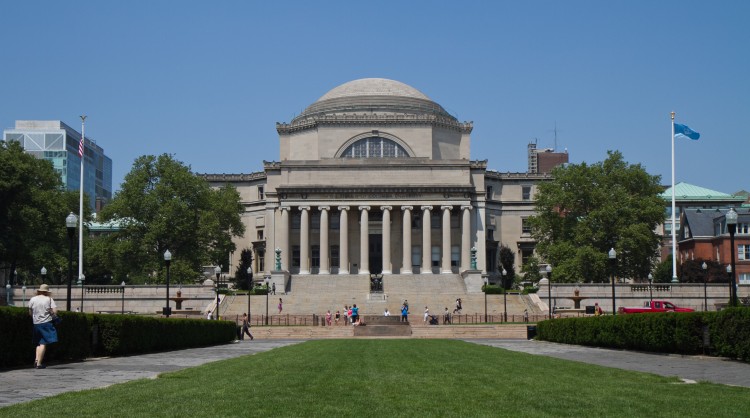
[291,78,453,123]
[316,78,432,102]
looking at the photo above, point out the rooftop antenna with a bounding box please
[549,121,560,151]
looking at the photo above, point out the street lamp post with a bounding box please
[265,276,270,325]
[214,266,221,320]
[726,265,732,306]
[609,248,617,315]
[4,283,9,306]
[702,261,708,311]
[546,265,552,320]
[66,212,78,311]
[22,283,27,307]
[41,267,47,283]
[501,268,508,322]
[79,274,85,312]
[247,267,253,324]
[648,273,653,303]
[726,208,738,307]
[163,250,172,318]
[121,281,126,314]
[13,269,17,286]
[483,277,488,323]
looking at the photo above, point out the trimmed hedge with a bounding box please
[536,308,750,361]
[0,307,236,369]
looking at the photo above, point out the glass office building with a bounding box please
[3,120,112,211]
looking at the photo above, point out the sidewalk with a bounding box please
[469,339,750,388]
[0,340,303,408]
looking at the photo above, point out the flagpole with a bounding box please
[79,115,86,294]
[670,111,678,282]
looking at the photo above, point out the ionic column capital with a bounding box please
[441,205,453,211]
[298,206,311,211]
[401,205,413,211]
[318,206,330,212]
[337,206,350,212]
[381,205,392,211]
[461,205,472,211]
[358,206,371,212]
[421,205,433,211]
[280,206,291,212]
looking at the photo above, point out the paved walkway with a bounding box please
[2,339,749,408]
[0,340,303,408]
[469,339,750,388]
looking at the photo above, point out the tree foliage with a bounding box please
[498,245,516,289]
[98,154,244,284]
[0,141,83,284]
[233,248,254,290]
[529,151,664,283]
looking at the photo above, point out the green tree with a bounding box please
[679,258,727,283]
[529,151,664,283]
[521,256,542,285]
[233,248,254,290]
[0,141,83,284]
[498,245,516,289]
[652,255,673,283]
[99,154,245,283]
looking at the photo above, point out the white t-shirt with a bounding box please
[28,295,56,325]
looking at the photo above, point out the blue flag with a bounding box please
[674,123,700,140]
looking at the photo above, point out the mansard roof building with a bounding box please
[203,79,560,290]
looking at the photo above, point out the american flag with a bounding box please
[78,136,84,157]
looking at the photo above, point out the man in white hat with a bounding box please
[28,284,58,369]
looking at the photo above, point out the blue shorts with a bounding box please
[33,322,58,346]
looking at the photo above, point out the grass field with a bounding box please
[2,339,748,417]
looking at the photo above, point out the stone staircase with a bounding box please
[353,315,412,337]
[223,273,536,323]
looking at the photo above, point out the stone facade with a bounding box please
[203,78,559,283]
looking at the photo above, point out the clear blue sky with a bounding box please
[2,1,748,195]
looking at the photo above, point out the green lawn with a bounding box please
[2,340,748,417]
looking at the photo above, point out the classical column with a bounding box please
[461,205,472,271]
[441,205,452,274]
[319,206,330,274]
[421,205,433,274]
[381,206,392,274]
[338,206,349,274]
[401,206,413,274]
[280,206,290,271]
[359,206,370,275]
[299,206,310,275]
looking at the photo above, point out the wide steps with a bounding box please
[247,324,528,340]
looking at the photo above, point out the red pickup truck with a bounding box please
[618,300,695,314]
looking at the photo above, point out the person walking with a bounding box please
[278,298,283,314]
[326,310,332,326]
[423,306,430,324]
[271,283,276,295]
[241,313,254,340]
[28,284,58,369]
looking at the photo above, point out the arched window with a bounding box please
[340,137,410,159]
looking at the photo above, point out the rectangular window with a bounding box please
[258,253,264,272]
[412,215,421,229]
[331,212,340,230]
[412,246,421,267]
[739,245,750,261]
[522,218,532,234]
[257,230,264,240]
[739,223,750,234]
[330,245,339,267]
[522,185,532,200]
[486,186,493,200]
[431,246,440,267]
[258,186,264,200]
[451,246,459,267]
[487,229,495,241]
[291,213,301,230]
[311,212,320,230]
[311,245,320,268]
[740,273,750,285]
[292,246,300,267]
[521,248,534,266]
[431,212,440,229]
[451,212,459,229]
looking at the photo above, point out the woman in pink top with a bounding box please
[325,310,332,326]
